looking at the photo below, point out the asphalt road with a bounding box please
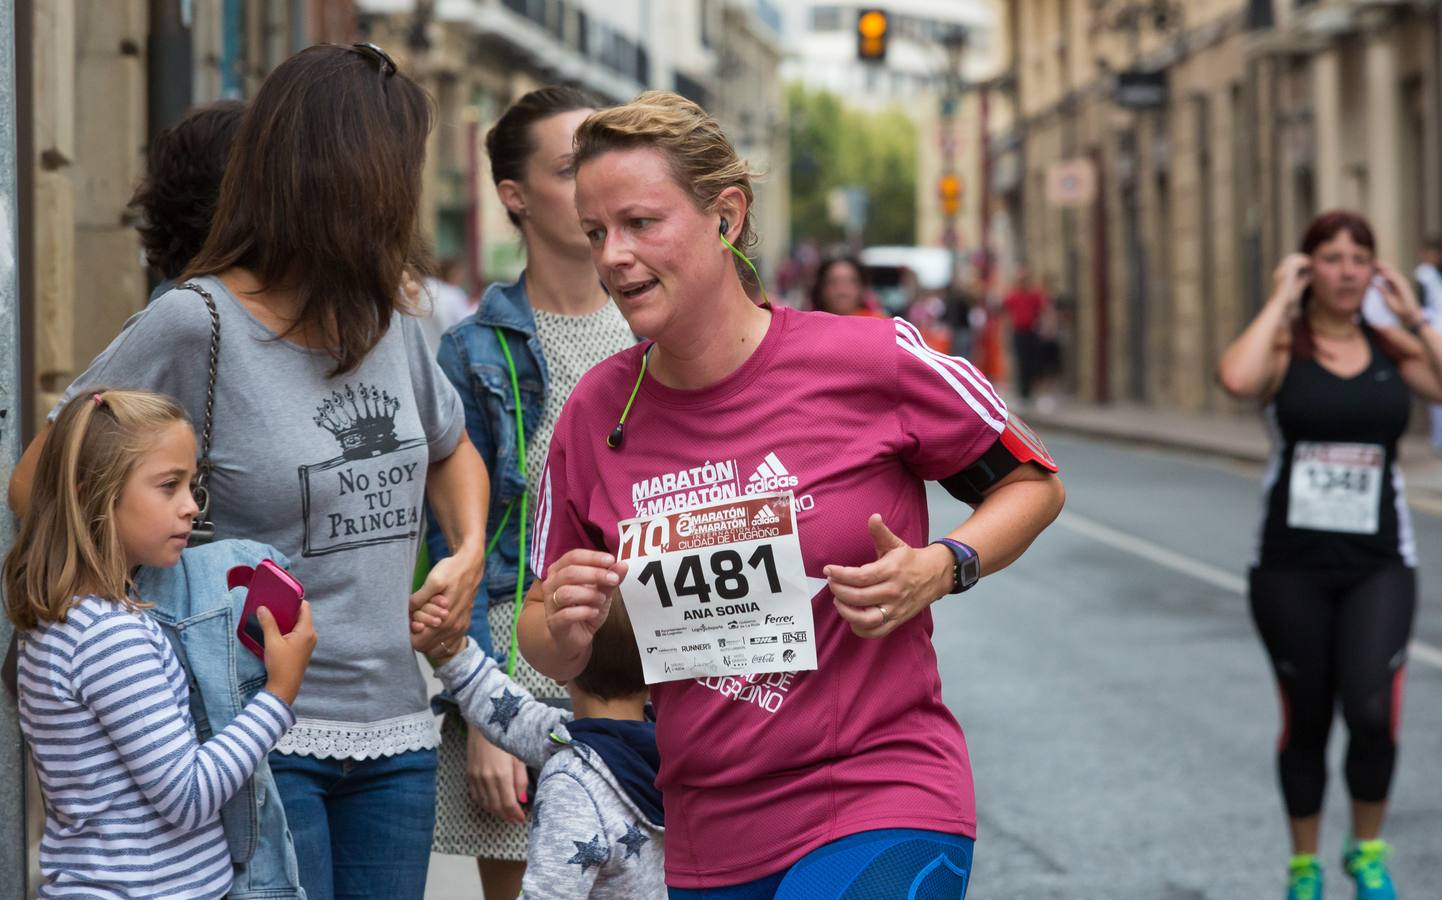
[940,434,1442,899]
[426,433,1442,898]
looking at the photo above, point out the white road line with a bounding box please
[1056,510,1442,672]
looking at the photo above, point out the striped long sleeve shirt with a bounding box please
[17,595,295,899]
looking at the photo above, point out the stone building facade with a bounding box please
[19,0,788,433]
[999,0,1442,412]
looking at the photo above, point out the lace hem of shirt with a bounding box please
[274,710,440,760]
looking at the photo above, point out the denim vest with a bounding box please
[137,540,305,900]
[426,276,547,661]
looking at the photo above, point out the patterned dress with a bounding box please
[433,300,635,859]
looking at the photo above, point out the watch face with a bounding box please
[960,554,981,588]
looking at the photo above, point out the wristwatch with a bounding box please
[932,538,981,594]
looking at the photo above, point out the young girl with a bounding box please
[4,388,317,899]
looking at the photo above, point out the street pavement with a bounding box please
[424,432,1442,898]
[942,434,1442,898]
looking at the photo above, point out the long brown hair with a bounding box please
[1292,210,1401,363]
[183,44,434,375]
[4,390,192,629]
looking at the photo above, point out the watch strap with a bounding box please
[932,538,981,593]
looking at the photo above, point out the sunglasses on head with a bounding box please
[349,42,397,77]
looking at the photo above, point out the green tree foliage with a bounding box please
[787,83,918,247]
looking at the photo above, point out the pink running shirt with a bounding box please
[532,305,1008,888]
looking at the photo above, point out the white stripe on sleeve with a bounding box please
[893,329,1007,431]
[893,318,1009,418]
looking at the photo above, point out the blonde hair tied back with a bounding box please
[3,389,192,629]
[572,90,759,256]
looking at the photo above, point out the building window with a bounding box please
[545,0,566,38]
[675,72,709,107]
[755,0,782,36]
[811,5,842,32]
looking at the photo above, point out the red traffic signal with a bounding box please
[857,9,889,62]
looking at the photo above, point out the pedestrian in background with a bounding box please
[128,99,245,302]
[424,84,636,900]
[1219,210,1442,900]
[9,44,489,900]
[809,256,883,317]
[1002,266,1049,403]
[1414,236,1442,452]
[943,277,979,361]
[414,256,476,355]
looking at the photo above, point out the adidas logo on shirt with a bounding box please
[746,452,799,493]
[750,505,781,526]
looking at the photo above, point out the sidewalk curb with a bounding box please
[1026,407,1442,509]
[1025,411,1269,466]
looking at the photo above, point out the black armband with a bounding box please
[939,414,1058,504]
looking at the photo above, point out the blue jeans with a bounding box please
[270,749,437,900]
[668,828,974,899]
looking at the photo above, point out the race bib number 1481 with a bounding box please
[616,492,819,684]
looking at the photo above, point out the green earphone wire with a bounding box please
[609,231,768,444]
[489,233,765,654]
[493,327,529,678]
[719,230,770,305]
[609,344,654,447]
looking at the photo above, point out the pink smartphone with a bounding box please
[230,560,305,661]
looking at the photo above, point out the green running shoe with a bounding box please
[1287,854,1324,900]
[1342,839,1397,900]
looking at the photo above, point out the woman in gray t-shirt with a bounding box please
[11,45,489,900]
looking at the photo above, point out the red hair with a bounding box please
[1291,210,1402,364]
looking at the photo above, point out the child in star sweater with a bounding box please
[422,597,664,898]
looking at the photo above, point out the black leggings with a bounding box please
[1249,565,1416,818]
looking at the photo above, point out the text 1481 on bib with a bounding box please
[616,492,818,685]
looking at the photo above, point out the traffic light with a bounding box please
[857,9,889,63]
[939,173,962,217]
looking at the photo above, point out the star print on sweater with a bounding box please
[619,822,649,860]
[487,688,523,733]
[432,641,665,896]
[568,834,610,873]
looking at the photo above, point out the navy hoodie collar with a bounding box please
[563,716,663,827]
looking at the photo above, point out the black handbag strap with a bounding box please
[179,282,221,544]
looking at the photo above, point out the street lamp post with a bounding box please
[0,0,25,893]
[940,27,966,268]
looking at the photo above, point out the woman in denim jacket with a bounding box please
[425,86,636,899]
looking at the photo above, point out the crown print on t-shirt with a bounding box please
[314,384,403,461]
[299,383,428,557]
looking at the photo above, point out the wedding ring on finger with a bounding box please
[877,604,890,625]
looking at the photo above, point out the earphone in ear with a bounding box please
[716,216,770,307]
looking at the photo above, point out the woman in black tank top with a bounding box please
[1219,211,1442,900]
